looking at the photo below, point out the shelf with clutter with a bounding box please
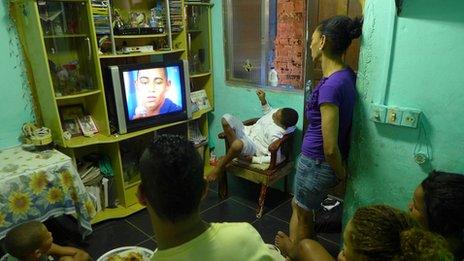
[11,0,214,223]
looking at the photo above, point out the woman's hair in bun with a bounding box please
[348,205,453,260]
[317,15,363,56]
[348,17,363,40]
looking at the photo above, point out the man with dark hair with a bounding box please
[207,89,298,181]
[137,134,284,261]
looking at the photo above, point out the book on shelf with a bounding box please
[169,0,184,32]
[102,177,109,208]
[190,89,211,112]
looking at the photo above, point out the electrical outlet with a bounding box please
[386,107,403,125]
[401,108,421,128]
[370,104,387,123]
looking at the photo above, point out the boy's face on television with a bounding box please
[136,68,170,112]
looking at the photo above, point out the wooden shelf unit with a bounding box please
[13,0,214,224]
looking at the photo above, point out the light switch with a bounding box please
[401,109,421,128]
[386,107,403,125]
[370,104,387,123]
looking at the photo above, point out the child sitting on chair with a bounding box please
[4,221,90,261]
[206,90,298,181]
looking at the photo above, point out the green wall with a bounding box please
[0,2,35,148]
[209,0,305,166]
[346,0,464,219]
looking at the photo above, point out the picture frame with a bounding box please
[77,115,99,136]
[60,104,85,137]
[190,90,210,112]
[62,119,82,137]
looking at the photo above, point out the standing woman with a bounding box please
[275,16,362,258]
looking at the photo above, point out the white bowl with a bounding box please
[97,246,154,261]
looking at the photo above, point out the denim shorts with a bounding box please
[293,154,338,211]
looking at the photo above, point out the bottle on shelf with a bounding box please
[268,66,279,87]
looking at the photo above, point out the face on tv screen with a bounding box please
[122,65,184,121]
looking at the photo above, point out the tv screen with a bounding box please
[107,60,191,134]
[122,66,184,121]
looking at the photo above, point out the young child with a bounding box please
[4,221,90,261]
[206,89,298,181]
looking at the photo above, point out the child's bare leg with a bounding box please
[206,139,243,181]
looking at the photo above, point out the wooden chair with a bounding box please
[217,118,295,218]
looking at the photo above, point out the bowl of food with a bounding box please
[97,246,154,261]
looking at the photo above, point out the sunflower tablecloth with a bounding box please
[0,146,95,239]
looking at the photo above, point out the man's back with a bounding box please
[151,222,284,261]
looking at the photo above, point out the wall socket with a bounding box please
[386,107,403,125]
[370,103,422,128]
[370,104,387,123]
[401,109,421,128]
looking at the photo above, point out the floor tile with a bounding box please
[206,179,218,192]
[252,215,289,244]
[79,220,150,259]
[199,189,224,212]
[224,177,292,214]
[317,233,341,245]
[267,198,292,222]
[201,199,257,224]
[126,209,154,237]
[137,237,157,250]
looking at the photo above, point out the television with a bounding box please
[107,60,192,134]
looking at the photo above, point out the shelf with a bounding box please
[91,203,145,224]
[64,107,212,148]
[125,180,141,189]
[44,34,88,39]
[113,34,167,39]
[55,89,101,100]
[190,72,211,78]
[99,49,186,59]
[185,2,214,6]
[187,29,202,34]
[192,107,213,119]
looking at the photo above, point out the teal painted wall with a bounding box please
[0,2,35,148]
[346,0,464,219]
[209,0,305,171]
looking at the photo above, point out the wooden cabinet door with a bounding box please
[305,0,362,83]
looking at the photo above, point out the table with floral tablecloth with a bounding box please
[0,146,95,239]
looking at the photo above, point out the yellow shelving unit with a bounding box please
[13,0,214,224]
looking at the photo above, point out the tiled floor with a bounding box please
[3,177,342,259]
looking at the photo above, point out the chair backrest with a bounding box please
[280,132,295,160]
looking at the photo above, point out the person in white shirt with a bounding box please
[206,90,298,182]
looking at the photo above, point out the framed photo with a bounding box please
[60,105,85,136]
[77,115,99,136]
[62,119,82,137]
[190,90,211,112]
